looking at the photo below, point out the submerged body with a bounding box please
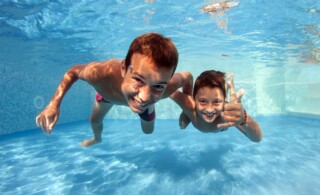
[36,33,193,147]
[201,1,239,14]
[171,70,262,142]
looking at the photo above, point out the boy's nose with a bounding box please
[206,104,216,113]
[138,86,152,103]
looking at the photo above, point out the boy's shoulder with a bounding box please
[98,58,122,67]
[81,58,122,85]
[90,58,122,75]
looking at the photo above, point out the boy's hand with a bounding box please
[218,94,244,129]
[218,73,245,128]
[36,106,60,134]
[179,112,190,129]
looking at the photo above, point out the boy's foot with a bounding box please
[80,139,101,147]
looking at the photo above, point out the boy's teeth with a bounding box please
[135,100,140,104]
[205,113,214,117]
[134,99,147,107]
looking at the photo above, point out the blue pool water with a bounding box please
[1,0,320,194]
[0,116,320,194]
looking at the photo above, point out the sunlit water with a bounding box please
[1,116,319,195]
[1,0,320,194]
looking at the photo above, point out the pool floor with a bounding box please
[0,116,319,195]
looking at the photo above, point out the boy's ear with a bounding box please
[121,60,126,78]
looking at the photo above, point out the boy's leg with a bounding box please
[81,101,113,147]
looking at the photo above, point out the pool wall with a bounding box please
[2,46,320,136]
[1,0,320,135]
[0,36,94,135]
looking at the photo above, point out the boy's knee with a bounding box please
[90,115,103,125]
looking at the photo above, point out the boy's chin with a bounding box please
[128,104,146,114]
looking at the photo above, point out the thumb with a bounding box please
[236,88,245,103]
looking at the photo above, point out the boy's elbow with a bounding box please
[66,65,83,81]
[182,71,193,81]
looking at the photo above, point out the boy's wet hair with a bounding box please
[193,70,226,98]
[124,33,178,74]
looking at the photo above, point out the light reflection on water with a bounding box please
[0,117,319,194]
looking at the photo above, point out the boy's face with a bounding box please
[121,53,175,114]
[195,86,225,123]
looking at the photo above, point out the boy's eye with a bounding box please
[133,77,143,84]
[213,100,223,105]
[134,77,141,82]
[198,100,207,105]
[153,85,165,92]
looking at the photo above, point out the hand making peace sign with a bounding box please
[217,73,246,129]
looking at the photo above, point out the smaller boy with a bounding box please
[170,70,262,142]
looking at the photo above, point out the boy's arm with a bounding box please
[236,112,262,142]
[218,73,262,142]
[36,62,105,134]
[218,103,262,142]
[170,90,194,129]
[170,90,190,108]
[162,72,193,98]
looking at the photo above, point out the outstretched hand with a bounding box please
[217,73,245,129]
[36,106,60,135]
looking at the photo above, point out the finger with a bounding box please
[49,122,54,131]
[220,111,235,122]
[236,88,245,103]
[45,116,50,129]
[36,116,40,127]
[230,92,237,103]
[44,116,49,131]
[223,103,241,114]
[39,118,46,134]
[38,118,43,130]
[217,121,235,129]
[225,73,236,103]
[49,115,58,131]
[41,117,50,134]
[221,108,243,124]
[229,80,235,96]
[222,115,241,124]
[225,81,230,98]
[45,118,52,135]
[225,72,232,98]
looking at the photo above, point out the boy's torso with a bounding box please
[90,59,127,105]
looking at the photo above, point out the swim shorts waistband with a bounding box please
[96,93,110,103]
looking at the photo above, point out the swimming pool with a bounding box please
[1,0,320,194]
[0,117,320,194]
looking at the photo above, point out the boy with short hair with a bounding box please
[170,70,262,142]
[36,32,193,147]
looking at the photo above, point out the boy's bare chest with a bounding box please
[93,77,127,105]
[192,114,226,133]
